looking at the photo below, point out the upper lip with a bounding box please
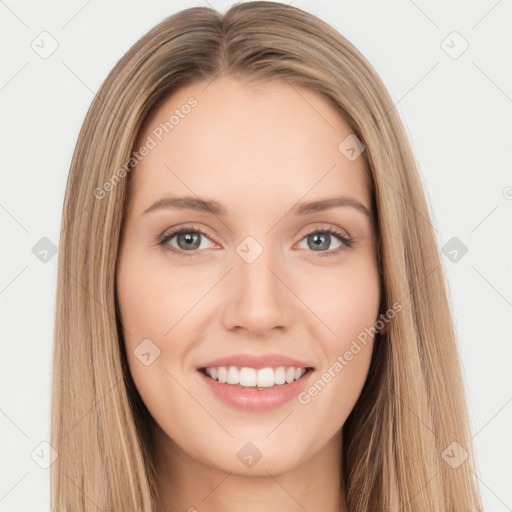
[198,353,315,370]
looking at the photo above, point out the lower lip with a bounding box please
[198,369,314,412]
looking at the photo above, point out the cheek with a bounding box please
[298,342,374,440]
[295,290,379,438]
[296,255,380,408]
[116,253,180,383]
[296,253,381,344]
[116,251,217,402]
[116,253,205,346]
[116,254,196,426]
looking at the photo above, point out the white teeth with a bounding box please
[226,366,238,384]
[239,367,257,386]
[274,367,286,385]
[204,365,308,388]
[217,367,227,383]
[256,368,275,387]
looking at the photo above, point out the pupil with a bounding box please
[310,233,329,251]
[179,232,200,250]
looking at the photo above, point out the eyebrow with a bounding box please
[142,195,372,219]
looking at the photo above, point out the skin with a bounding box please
[116,76,381,512]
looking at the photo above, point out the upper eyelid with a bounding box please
[160,223,351,243]
[301,224,351,238]
[158,224,216,244]
[159,223,353,252]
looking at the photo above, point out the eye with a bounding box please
[296,226,354,257]
[157,224,354,258]
[157,225,217,257]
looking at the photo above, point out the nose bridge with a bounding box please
[238,243,279,296]
[222,234,294,332]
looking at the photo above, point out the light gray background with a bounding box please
[1,1,511,510]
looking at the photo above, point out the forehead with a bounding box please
[128,77,371,215]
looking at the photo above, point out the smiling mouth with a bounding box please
[199,366,314,389]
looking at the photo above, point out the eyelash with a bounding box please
[156,224,354,258]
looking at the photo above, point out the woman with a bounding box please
[51,2,483,510]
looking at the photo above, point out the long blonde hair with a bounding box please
[51,2,483,510]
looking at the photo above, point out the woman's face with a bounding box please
[116,77,380,476]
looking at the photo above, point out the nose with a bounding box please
[221,246,295,335]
